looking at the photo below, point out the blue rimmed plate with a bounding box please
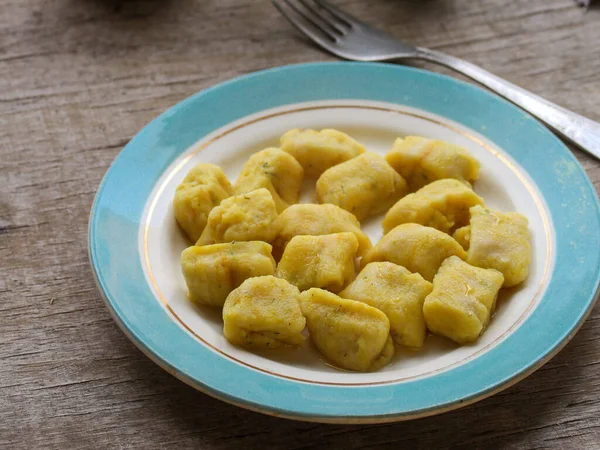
[89,62,600,423]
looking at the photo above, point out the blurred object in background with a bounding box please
[575,0,591,7]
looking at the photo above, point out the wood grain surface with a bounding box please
[1,0,600,448]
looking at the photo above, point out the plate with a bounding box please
[89,62,600,423]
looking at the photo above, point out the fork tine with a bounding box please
[273,0,349,59]
[297,0,346,35]
[313,0,365,28]
[278,0,339,42]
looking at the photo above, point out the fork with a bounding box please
[272,0,600,161]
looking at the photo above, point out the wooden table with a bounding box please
[2,0,600,448]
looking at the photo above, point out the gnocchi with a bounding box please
[223,276,306,349]
[273,203,372,258]
[181,241,276,307]
[276,232,358,293]
[385,136,480,190]
[280,128,365,177]
[423,256,504,344]
[316,152,408,221]
[173,163,233,242]
[382,178,483,234]
[299,288,394,372]
[361,223,467,281]
[466,205,531,287]
[340,262,433,349]
[234,147,304,213]
[197,188,278,245]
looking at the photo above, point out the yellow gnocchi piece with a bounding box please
[280,128,365,177]
[361,223,466,282]
[197,188,278,245]
[316,152,408,221]
[234,148,304,213]
[385,136,480,190]
[276,232,358,293]
[223,276,306,349]
[453,225,471,251]
[181,242,276,307]
[340,262,433,349]
[299,288,394,372]
[382,179,483,234]
[273,203,372,258]
[423,256,504,344]
[467,205,531,287]
[173,163,233,242]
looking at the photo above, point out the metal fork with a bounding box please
[272,0,600,160]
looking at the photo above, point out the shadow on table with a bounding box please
[81,0,450,19]
[81,0,178,17]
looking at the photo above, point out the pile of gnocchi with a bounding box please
[174,129,531,372]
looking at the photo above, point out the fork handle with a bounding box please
[415,47,600,161]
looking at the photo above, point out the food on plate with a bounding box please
[453,225,471,250]
[222,276,305,349]
[172,128,533,372]
[276,232,358,293]
[280,128,365,177]
[273,203,372,258]
[173,163,233,242]
[423,256,504,344]
[382,178,484,234]
[316,152,408,221]
[234,147,304,213]
[299,288,394,372]
[340,262,433,349]
[361,223,467,281]
[180,241,276,307]
[385,136,480,190]
[197,188,278,245]
[466,205,531,287]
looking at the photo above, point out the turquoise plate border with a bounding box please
[89,62,600,423]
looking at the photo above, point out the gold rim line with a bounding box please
[143,103,554,387]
